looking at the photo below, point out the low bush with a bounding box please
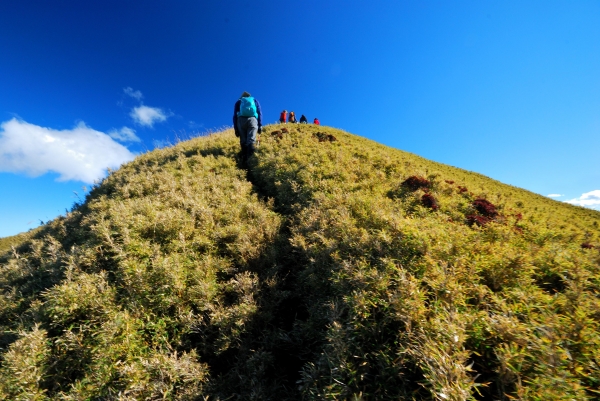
[422,193,439,210]
[472,198,499,218]
[402,175,431,191]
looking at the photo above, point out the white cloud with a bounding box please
[152,139,170,149]
[130,105,170,127]
[124,87,143,101]
[0,118,135,183]
[565,190,600,209]
[108,126,140,142]
[547,194,563,198]
[188,120,204,130]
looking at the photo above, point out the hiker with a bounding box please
[313,117,320,125]
[233,91,262,166]
[299,114,308,123]
[279,110,287,123]
[289,111,297,123]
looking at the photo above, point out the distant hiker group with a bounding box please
[279,110,319,125]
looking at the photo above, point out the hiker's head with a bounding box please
[241,91,251,98]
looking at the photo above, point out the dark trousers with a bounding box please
[237,116,258,163]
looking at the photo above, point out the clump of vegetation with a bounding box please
[402,175,431,191]
[472,198,499,218]
[466,213,490,226]
[312,132,338,142]
[421,192,439,210]
[1,123,599,400]
[467,198,501,226]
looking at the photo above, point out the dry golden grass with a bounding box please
[1,125,599,400]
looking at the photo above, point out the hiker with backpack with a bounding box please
[300,114,308,123]
[233,91,263,166]
[279,110,287,123]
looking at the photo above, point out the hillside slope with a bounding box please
[1,125,599,400]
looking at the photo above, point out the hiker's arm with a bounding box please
[254,99,263,128]
[233,100,240,134]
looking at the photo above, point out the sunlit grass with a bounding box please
[1,125,599,400]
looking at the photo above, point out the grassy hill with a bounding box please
[1,124,599,400]
[0,230,40,256]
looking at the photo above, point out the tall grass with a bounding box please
[1,125,599,400]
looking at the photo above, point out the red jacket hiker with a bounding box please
[313,118,320,125]
[280,110,287,123]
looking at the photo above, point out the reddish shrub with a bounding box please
[445,180,455,185]
[312,132,337,142]
[465,198,502,227]
[581,243,595,249]
[271,130,281,136]
[466,214,492,227]
[514,213,523,221]
[281,128,289,134]
[421,193,439,210]
[472,198,498,218]
[457,186,469,193]
[401,176,431,191]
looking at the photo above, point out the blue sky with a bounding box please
[1,1,599,237]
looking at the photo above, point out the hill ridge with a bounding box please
[1,125,599,400]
